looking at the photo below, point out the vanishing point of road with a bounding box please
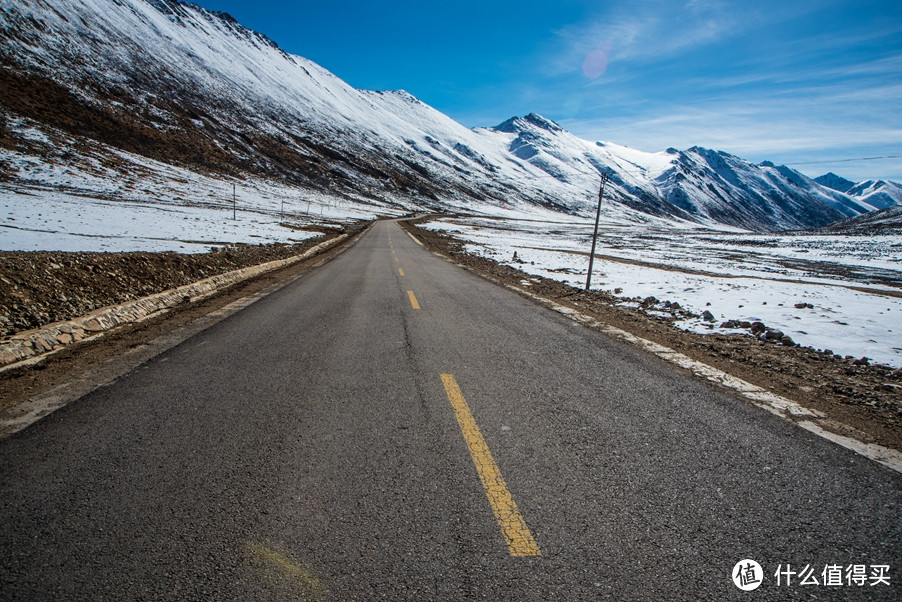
[1,220,900,599]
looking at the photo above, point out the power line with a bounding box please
[787,155,902,166]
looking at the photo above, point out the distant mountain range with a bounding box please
[1,0,899,232]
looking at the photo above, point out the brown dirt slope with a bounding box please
[0,225,359,337]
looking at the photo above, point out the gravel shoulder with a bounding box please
[400,218,902,452]
[0,224,353,337]
[0,223,368,411]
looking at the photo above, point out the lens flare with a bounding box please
[582,43,610,79]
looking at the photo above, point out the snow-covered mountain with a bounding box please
[816,172,902,211]
[844,180,902,211]
[814,172,856,193]
[0,0,894,232]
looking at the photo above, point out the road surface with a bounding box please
[1,220,900,599]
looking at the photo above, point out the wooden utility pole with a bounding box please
[585,173,608,291]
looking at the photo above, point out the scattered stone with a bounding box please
[853,357,871,367]
[750,321,766,335]
[780,335,795,347]
[719,320,742,329]
[701,310,716,322]
[82,317,106,332]
[794,302,814,309]
[613,288,623,294]
[764,329,784,341]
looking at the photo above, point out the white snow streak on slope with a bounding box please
[426,218,902,367]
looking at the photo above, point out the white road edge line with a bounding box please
[401,228,902,475]
[405,229,425,248]
[518,286,902,475]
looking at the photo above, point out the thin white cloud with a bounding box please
[561,99,902,180]
[524,1,902,180]
[543,0,757,77]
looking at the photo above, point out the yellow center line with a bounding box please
[407,290,421,310]
[399,268,405,276]
[440,373,541,557]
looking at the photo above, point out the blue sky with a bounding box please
[190,0,902,182]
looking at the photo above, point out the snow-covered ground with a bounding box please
[424,216,902,368]
[0,137,400,253]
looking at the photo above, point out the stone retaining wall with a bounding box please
[0,234,348,369]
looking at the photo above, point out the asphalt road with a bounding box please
[1,220,900,600]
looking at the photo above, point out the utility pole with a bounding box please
[585,173,608,291]
[232,183,236,220]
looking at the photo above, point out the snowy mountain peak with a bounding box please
[845,179,902,210]
[493,113,564,134]
[0,0,898,233]
[815,172,856,193]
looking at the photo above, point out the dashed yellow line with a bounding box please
[440,373,541,557]
[399,268,405,277]
[407,290,421,310]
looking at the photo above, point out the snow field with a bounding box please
[425,217,902,367]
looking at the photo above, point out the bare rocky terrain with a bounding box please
[400,219,902,452]
[0,224,356,337]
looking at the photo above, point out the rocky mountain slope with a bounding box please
[813,205,902,235]
[0,0,896,232]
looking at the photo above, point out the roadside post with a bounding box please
[585,173,608,291]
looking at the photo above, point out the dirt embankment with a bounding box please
[400,219,902,451]
[0,223,370,412]
[0,225,358,338]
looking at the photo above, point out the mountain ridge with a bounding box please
[1,0,897,232]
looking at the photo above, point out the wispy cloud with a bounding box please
[560,89,902,181]
[542,1,748,77]
[532,0,902,180]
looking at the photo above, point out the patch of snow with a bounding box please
[425,217,902,367]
